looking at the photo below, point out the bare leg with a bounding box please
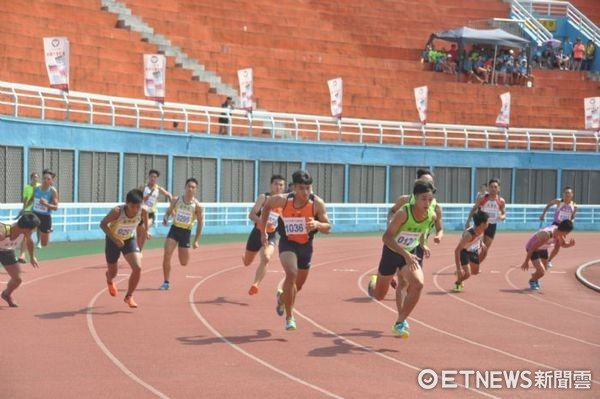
[396,266,424,323]
[252,244,275,287]
[123,252,142,297]
[242,250,258,267]
[279,251,299,319]
[2,264,22,306]
[162,238,177,282]
[177,246,190,266]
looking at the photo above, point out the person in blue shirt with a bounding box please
[31,169,59,248]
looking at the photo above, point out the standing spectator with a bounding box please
[562,37,573,69]
[583,40,596,71]
[572,38,585,71]
[218,96,234,135]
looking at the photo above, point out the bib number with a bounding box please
[33,198,48,213]
[175,210,192,225]
[283,217,306,235]
[557,210,571,222]
[267,212,280,228]
[117,226,135,237]
[395,232,421,248]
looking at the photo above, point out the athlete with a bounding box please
[0,213,40,307]
[159,178,204,290]
[100,189,148,308]
[369,180,437,338]
[243,174,286,295]
[521,220,575,290]
[538,186,577,268]
[17,172,40,263]
[31,169,59,248]
[453,210,489,292]
[260,170,331,331]
[137,169,172,250]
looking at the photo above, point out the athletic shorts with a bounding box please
[460,249,480,266]
[139,212,155,226]
[530,249,549,261]
[0,250,18,267]
[167,225,192,248]
[484,223,497,239]
[279,238,313,270]
[245,226,277,252]
[33,212,52,233]
[105,236,139,264]
[378,245,422,276]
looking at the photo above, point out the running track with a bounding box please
[1,232,598,398]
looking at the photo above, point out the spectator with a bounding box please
[474,56,490,84]
[218,96,234,135]
[583,40,596,71]
[463,56,483,83]
[562,37,573,69]
[556,48,570,71]
[572,38,585,71]
[532,44,544,69]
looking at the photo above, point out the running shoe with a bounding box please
[107,281,118,297]
[124,295,138,308]
[391,320,410,338]
[368,275,377,298]
[1,290,18,307]
[248,285,259,296]
[535,280,541,289]
[285,316,297,331]
[36,242,42,249]
[546,261,553,269]
[159,281,170,291]
[275,289,284,316]
[529,280,539,290]
[452,282,464,293]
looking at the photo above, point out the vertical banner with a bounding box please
[43,37,70,91]
[414,85,428,124]
[584,97,600,130]
[237,68,253,111]
[495,92,511,127]
[327,77,343,117]
[144,54,166,102]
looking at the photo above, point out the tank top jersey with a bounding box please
[526,225,556,252]
[32,186,56,215]
[0,224,24,252]
[553,200,575,224]
[464,227,483,253]
[142,185,161,213]
[408,194,438,237]
[172,196,199,230]
[391,203,435,252]
[479,194,503,224]
[255,192,283,234]
[109,206,142,240]
[277,193,316,244]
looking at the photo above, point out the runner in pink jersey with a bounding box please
[521,220,575,290]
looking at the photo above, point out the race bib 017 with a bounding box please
[395,231,421,248]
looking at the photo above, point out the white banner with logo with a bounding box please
[414,85,428,124]
[144,54,166,102]
[237,68,253,111]
[328,77,343,117]
[584,97,600,130]
[43,37,70,91]
[495,92,511,127]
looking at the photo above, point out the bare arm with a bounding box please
[498,198,507,221]
[158,186,173,203]
[433,204,443,243]
[193,203,204,248]
[521,231,550,270]
[162,197,178,225]
[382,209,416,263]
[571,204,577,221]
[248,194,266,224]
[454,231,471,271]
[388,195,409,221]
[465,199,481,228]
[259,195,287,244]
[41,188,59,211]
[539,199,559,220]
[307,196,331,234]
[100,207,124,246]
[25,231,39,268]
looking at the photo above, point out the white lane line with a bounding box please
[185,275,203,279]
[86,267,170,399]
[489,271,500,274]
[189,264,344,399]
[358,267,588,377]
[433,264,600,349]
[333,268,359,272]
[504,264,600,319]
[549,271,567,274]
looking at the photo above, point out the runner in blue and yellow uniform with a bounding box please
[370,180,437,338]
[159,178,204,290]
[243,174,285,296]
[100,189,148,308]
[137,169,172,250]
[260,170,331,331]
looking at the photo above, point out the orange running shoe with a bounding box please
[248,285,259,296]
[107,281,118,297]
[124,295,138,308]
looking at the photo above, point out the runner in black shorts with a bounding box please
[453,210,489,292]
[243,174,285,296]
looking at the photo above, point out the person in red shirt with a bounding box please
[572,38,585,71]
[260,170,331,331]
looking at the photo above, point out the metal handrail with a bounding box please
[0,80,598,152]
[511,1,554,45]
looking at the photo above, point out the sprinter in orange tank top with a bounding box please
[259,170,331,331]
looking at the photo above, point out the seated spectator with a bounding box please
[532,45,544,69]
[516,58,534,86]
[572,38,585,71]
[474,56,490,84]
[583,40,596,71]
[463,57,484,83]
[442,54,457,74]
[556,48,570,70]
